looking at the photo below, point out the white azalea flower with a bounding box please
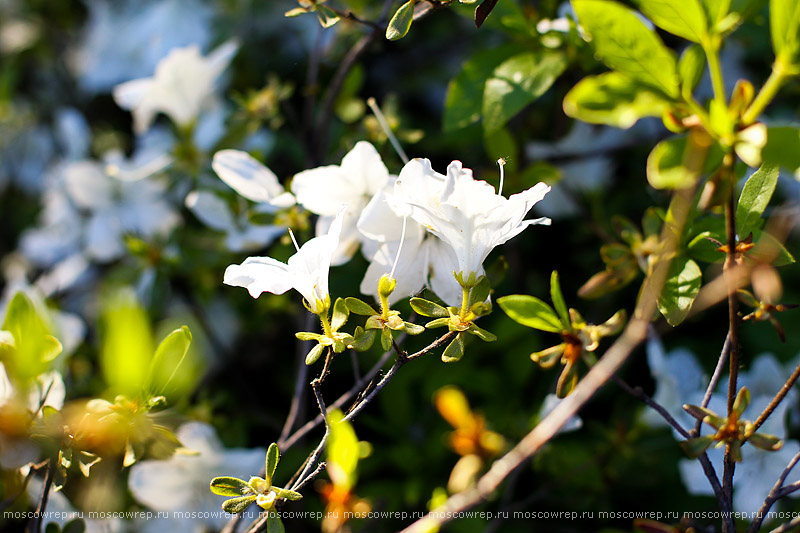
[186,190,285,252]
[73,0,212,93]
[129,421,265,533]
[224,205,347,314]
[394,158,551,281]
[292,141,391,265]
[113,40,238,133]
[212,149,295,208]
[357,181,462,306]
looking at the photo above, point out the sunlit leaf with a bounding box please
[497,295,562,332]
[657,257,702,326]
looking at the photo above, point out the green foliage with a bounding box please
[387,0,415,41]
[657,256,702,326]
[736,162,779,237]
[1,291,62,384]
[632,0,708,43]
[145,326,192,398]
[482,51,567,133]
[572,0,679,97]
[770,0,800,59]
[563,71,670,128]
[497,295,563,332]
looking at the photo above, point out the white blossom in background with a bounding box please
[113,39,238,133]
[27,475,126,533]
[394,158,550,281]
[224,206,347,314]
[73,0,212,93]
[212,149,295,209]
[292,141,390,265]
[185,190,285,252]
[129,422,265,533]
[642,337,800,512]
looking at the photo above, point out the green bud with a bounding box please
[378,275,397,298]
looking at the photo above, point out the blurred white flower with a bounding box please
[113,40,238,133]
[129,422,265,533]
[394,158,550,280]
[185,190,285,252]
[224,206,347,314]
[27,475,126,533]
[292,141,390,265]
[212,150,295,208]
[73,0,213,93]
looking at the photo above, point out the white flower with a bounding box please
[73,0,213,93]
[186,190,285,252]
[224,205,347,313]
[292,141,391,265]
[129,422,265,533]
[113,40,238,133]
[27,475,125,533]
[394,158,551,280]
[212,149,295,208]
[357,179,463,306]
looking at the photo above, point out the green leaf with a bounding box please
[350,328,377,352]
[647,135,724,189]
[563,71,671,128]
[444,43,525,132]
[222,495,257,514]
[750,230,795,266]
[380,327,393,352]
[274,487,303,501]
[467,324,497,342]
[295,332,323,342]
[678,44,706,95]
[266,511,285,533]
[386,0,415,40]
[403,322,425,335]
[145,325,192,398]
[331,298,349,331]
[550,271,571,328]
[657,257,702,326]
[749,432,783,451]
[736,162,779,237]
[442,333,466,363]
[572,0,679,97]
[305,343,324,365]
[733,386,750,416]
[482,51,567,133]
[497,295,563,332]
[770,0,800,58]
[345,297,378,316]
[265,443,279,485]
[468,276,491,308]
[326,409,360,489]
[702,0,728,26]
[680,435,715,457]
[1,292,62,383]
[410,297,448,317]
[316,5,340,28]
[761,126,800,178]
[425,317,450,328]
[100,288,153,396]
[210,477,253,497]
[632,0,708,42]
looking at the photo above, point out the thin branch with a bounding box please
[0,460,48,512]
[25,459,53,533]
[694,332,731,436]
[278,312,317,447]
[749,450,800,532]
[770,514,800,533]
[751,359,800,435]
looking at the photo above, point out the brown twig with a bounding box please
[750,359,800,435]
[693,332,731,436]
[25,458,53,533]
[749,450,800,532]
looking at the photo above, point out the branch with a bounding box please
[750,359,800,435]
[25,459,53,533]
[693,332,731,436]
[749,450,800,532]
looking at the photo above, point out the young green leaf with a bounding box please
[632,0,708,43]
[760,127,800,177]
[680,435,715,457]
[444,43,525,132]
[442,333,465,363]
[563,72,670,128]
[467,324,497,342]
[266,510,285,533]
[657,257,702,326]
[345,297,378,316]
[2,292,62,383]
[770,0,800,59]
[482,51,567,133]
[410,298,448,317]
[572,0,679,97]
[736,162,779,237]
[331,297,349,331]
[327,409,360,489]
[316,5,340,28]
[145,325,192,398]
[380,327,393,352]
[550,271,570,328]
[210,477,253,497]
[265,443,279,485]
[678,44,706,95]
[647,135,724,189]
[222,495,257,514]
[386,0,415,41]
[305,343,324,365]
[101,288,153,397]
[497,295,563,332]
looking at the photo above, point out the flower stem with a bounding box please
[742,58,789,125]
[703,38,727,106]
[319,310,334,338]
